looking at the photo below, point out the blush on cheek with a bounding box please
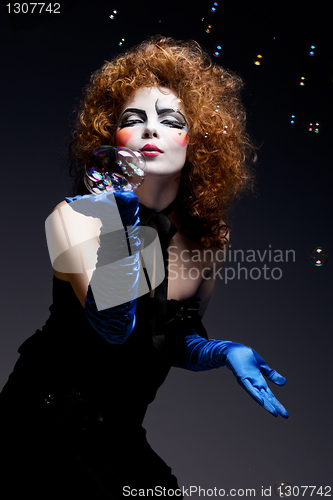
[171,130,189,147]
[115,129,133,148]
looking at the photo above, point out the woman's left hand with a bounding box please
[221,342,289,418]
[184,335,289,418]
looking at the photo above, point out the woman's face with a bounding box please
[116,86,189,177]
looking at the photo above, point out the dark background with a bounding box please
[1,0,332,496]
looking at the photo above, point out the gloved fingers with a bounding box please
[109,191,139,226]
[67,191,140,231]
[113,190,139,208]
[265,370,287,386]
[252,350,287,386]
[240,379,278,417]
[238,378,265,408]
[250,374,289,418]
[262,387,289,419]
[67,193,119,221]
[239,379,289,418]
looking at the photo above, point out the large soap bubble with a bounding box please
[84,146,146,195]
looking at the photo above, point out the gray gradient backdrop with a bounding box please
[1,0,332,497]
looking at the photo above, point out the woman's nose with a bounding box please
[142,121,159,139]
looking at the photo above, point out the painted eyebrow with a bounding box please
[155,99,187,124]
[157,108,187,122]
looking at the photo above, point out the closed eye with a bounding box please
[161,119,186,129]
[118,108,147,128]
[118,119,144,128]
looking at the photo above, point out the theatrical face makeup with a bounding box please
[116,87,189,177]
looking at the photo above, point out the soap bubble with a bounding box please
[84,146,146,195]
[213,45,222,57]
[308,122,320,133]
[290,114,296,125]
[309,45,316,56]
[118,38,125,46]
[310,247,329,266]
[274,481,292,498]
[210,2,218,12]
[253,54,263,66]
[109,9,117,20]
[299,76,306,86]
[44,394,54,406]
[171,98,183,111]
[205,24,212,33]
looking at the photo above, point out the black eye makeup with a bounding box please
[118,108,147,128]
[157,109,187,128]
[117,102,188,130]
[160,118,187,129]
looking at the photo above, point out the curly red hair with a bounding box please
[68,36,255,249]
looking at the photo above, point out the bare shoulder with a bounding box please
[50,199,102,237]
[52,200,68,212]
[46,199,101,305]
[47,199,102,265]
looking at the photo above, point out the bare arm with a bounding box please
[46,200,102,307]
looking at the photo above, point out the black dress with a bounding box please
[0,274,206,499]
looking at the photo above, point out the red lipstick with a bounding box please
[140,144,163,157]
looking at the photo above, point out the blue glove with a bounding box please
[66,190,140,344]
[183,334,289,418]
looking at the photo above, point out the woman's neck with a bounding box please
[135,174,180,212]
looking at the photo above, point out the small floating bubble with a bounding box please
[253,54,263,66]
[210,2,218,12]
[290,114,296,125]
[310,247,329,266]
[308,122,320,133]
[213,45,222,57]
[274,481,292,498]
[308,45,316,56]
[44,394,54,406]
[171,98,183,111]
[118,38,125,46]
[109,9,117,20]
[299,76,306,86]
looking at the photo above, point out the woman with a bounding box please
[0,36,288,499]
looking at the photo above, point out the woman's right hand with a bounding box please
[70,190,141,341]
